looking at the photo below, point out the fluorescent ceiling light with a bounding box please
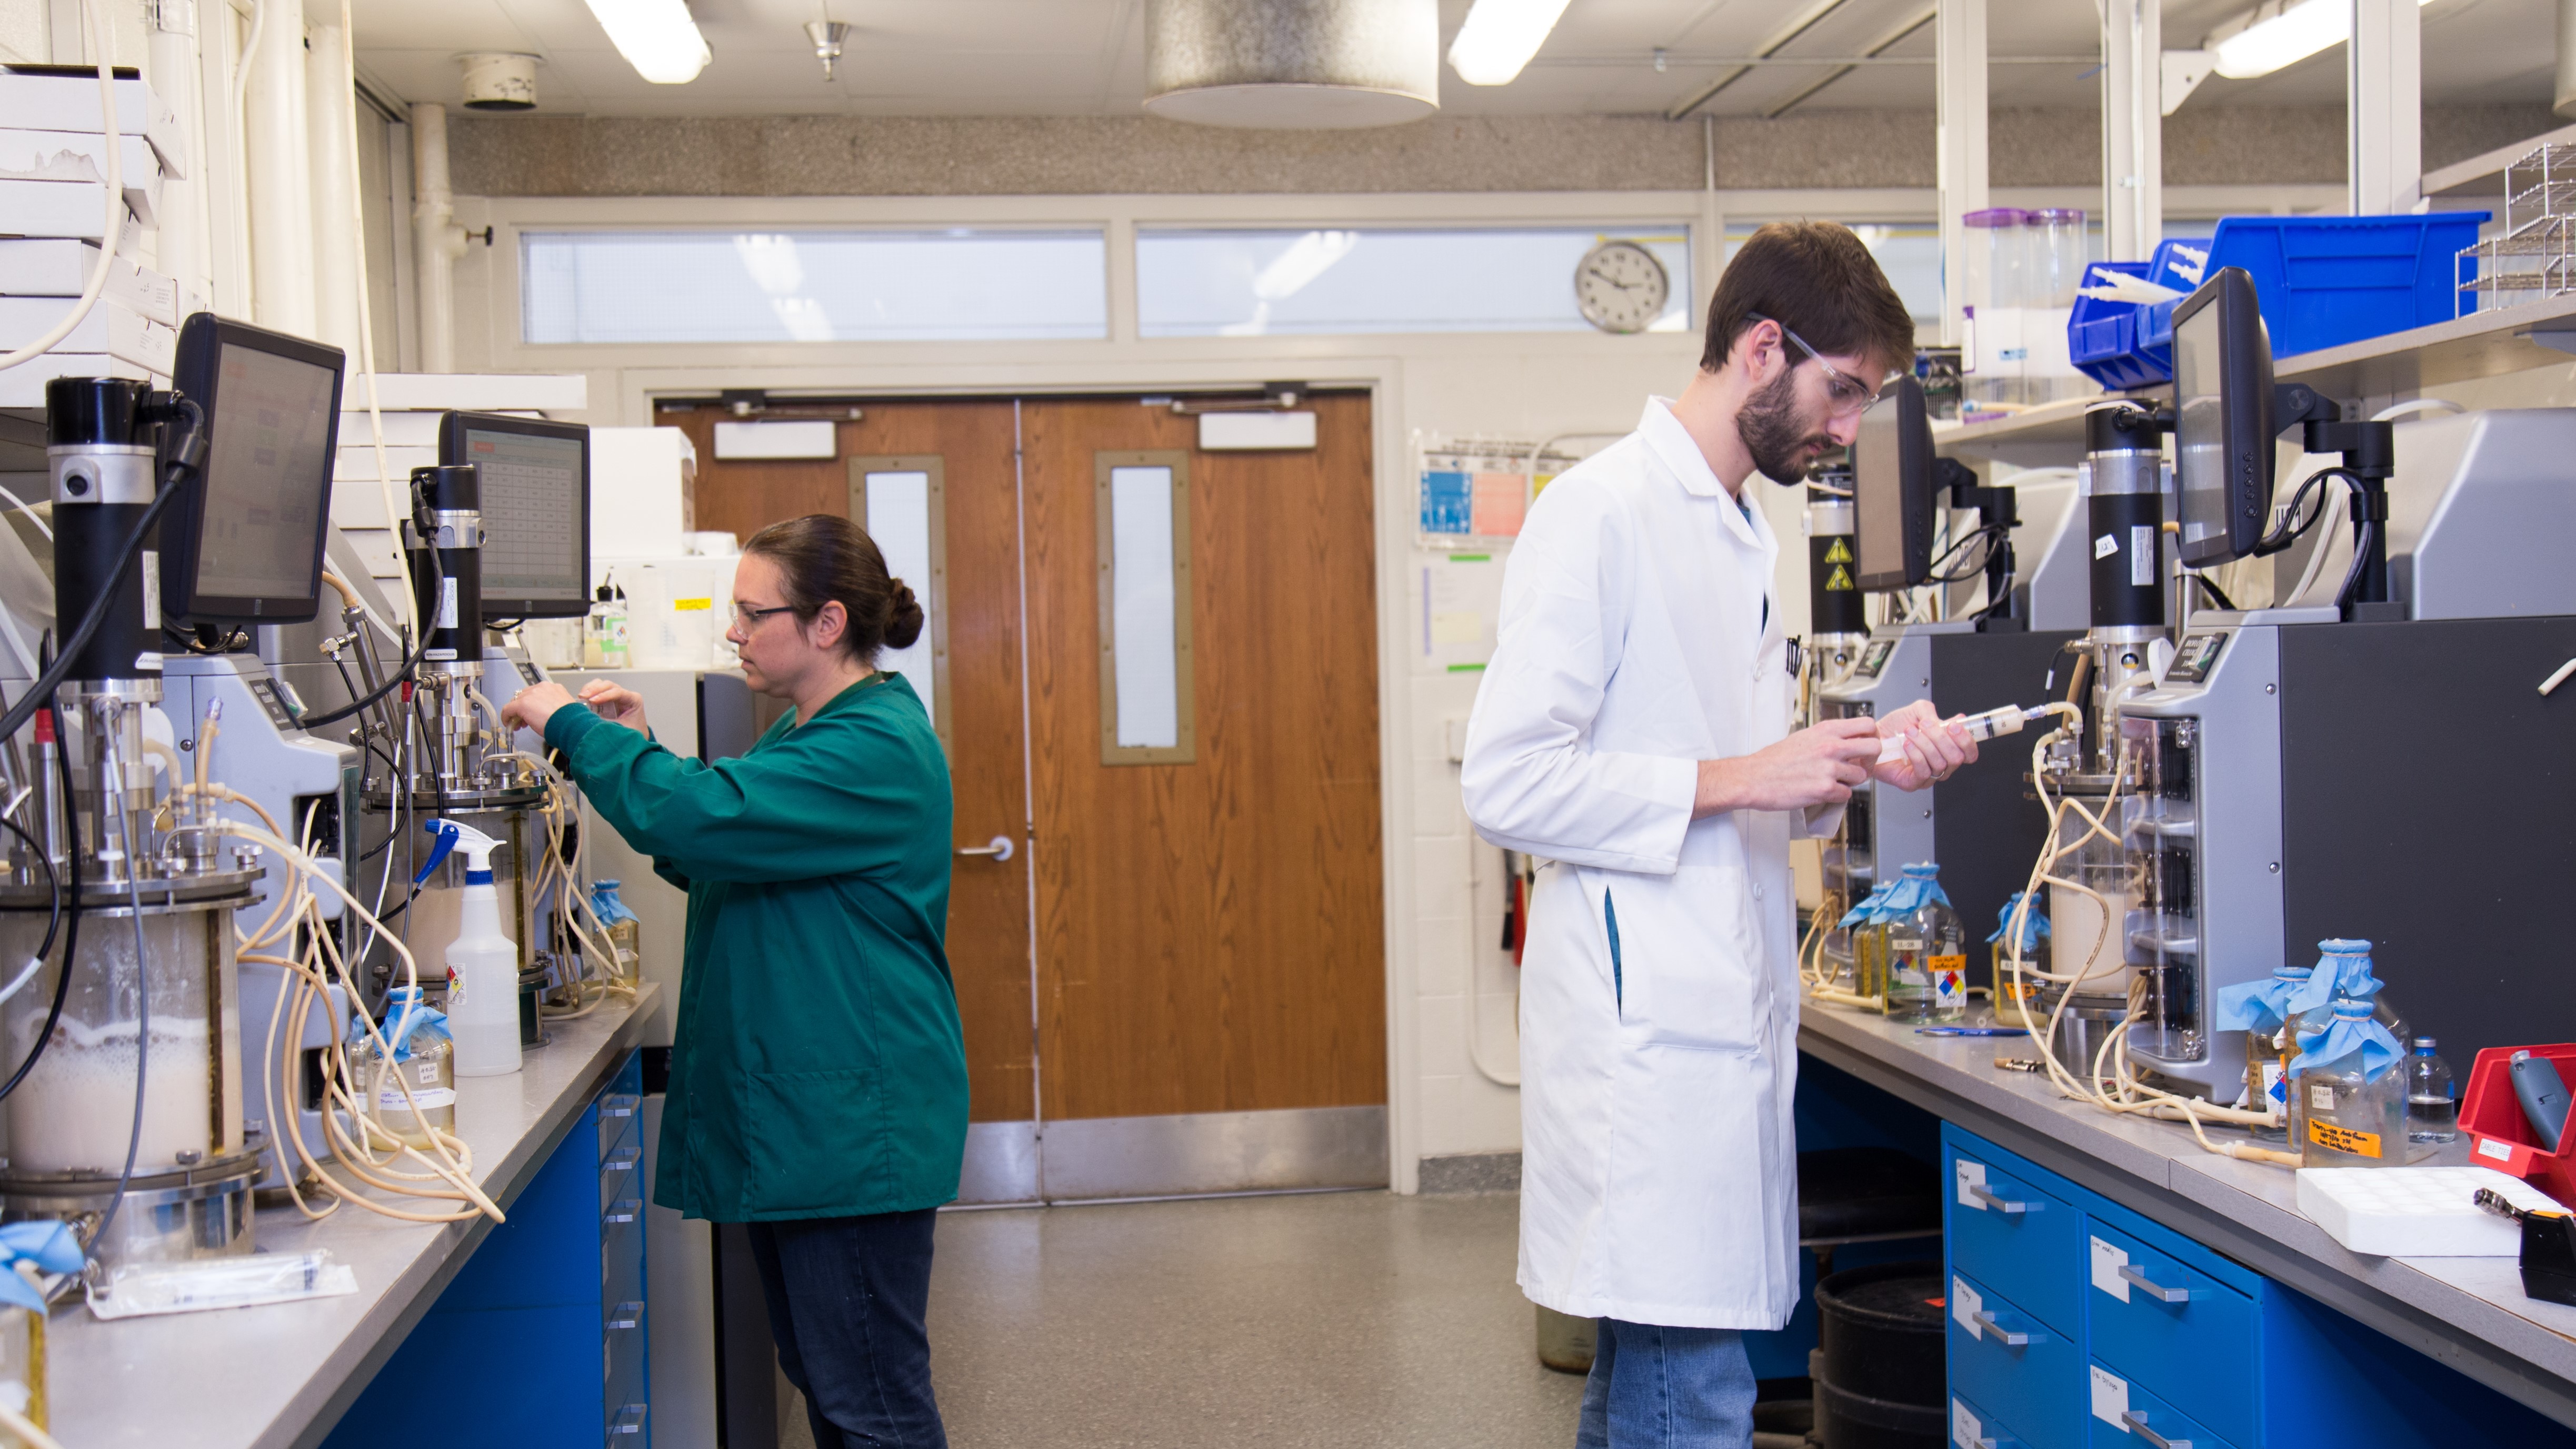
[583,0,712,84]
[1447,0,1576,86]
[2206,0,2435,79]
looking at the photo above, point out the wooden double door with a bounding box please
[664,395,1387,1196]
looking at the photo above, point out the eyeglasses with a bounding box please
[731,601,798,630]
[1745,312,1885,416]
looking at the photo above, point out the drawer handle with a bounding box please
[606,1300,644,1331]
[1967,1184,2035,1215]
[603,1198,642,1226]
[2117,1263,2195,1304]
[611,1403,648,1434]
[2121,1409,2191,1449]
[1970,1309,2034,1347]
[600,1093,640,1120]
[602,1146,641,1175]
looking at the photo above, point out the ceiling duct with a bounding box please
[1143,0,1438,129]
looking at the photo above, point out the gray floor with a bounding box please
[781,1189,1584,1448]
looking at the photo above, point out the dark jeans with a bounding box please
[745,1209,948,1449]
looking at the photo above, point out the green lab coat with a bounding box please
[546,672,967,1221]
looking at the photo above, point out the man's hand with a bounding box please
[1870,699,1978,793]
[1694,718,1880,817]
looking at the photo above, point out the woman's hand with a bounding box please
[502,681,576,737]
[577,679,651,736]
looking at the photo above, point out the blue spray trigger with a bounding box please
[413,820,461,885]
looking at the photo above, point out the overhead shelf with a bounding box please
[1936,291,2576,463]
[2424,122,2576,201]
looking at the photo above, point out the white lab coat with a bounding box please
[1461,397,1831,1331]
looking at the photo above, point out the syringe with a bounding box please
[1875,703,2054,765]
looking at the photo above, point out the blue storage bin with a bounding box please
[2201,212,2488,357]
[2066,239,2215,390]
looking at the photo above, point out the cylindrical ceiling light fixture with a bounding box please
[1143,0,1437,129]
[460,52,539,111]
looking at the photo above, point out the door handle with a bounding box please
[1968,1183,2035,1215]
[2121,1410,2191,1448]
[2118,1263,2195,1303]
[956,835,1015,862]
[1970,1309,2033,1347]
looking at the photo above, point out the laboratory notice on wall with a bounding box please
[1414,433,1582,550]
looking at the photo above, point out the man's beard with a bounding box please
[1736,368,1835,484]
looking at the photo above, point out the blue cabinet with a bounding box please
[1942,1124,2573,1449]
[328,1051,651,1449]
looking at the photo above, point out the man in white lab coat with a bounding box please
[1462,222,1975,1447]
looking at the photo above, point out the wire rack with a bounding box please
[2459,142,2576,312]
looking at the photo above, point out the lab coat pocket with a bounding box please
[744,1067,883,1214]
[1613,866,1760,1054]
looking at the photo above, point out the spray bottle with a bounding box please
[418,819,521,1077]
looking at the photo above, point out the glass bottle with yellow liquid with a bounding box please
[0,1220,81,1447]
[590,879,643,988]
[1988,891,2049,1028]
[1833,883,1894,1001]
[1883,864,1966,1023]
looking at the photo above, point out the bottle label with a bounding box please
[378,1085,457,1111]
[447,966,463,1006]
[1930,954,1966,1001]
[1890,936,1926,952]
[2261,1061,2286,1107]
[2309,1117,2382,1159]
[2308,1083,2335,1111]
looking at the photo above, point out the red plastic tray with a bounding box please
[2461,1043,2576,1208]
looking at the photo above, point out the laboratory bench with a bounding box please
[45,983,661,1449]
[1798,999,2576,1438]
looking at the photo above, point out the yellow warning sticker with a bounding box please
[2308,1118,2383,1159]
[1825,564,1856,591]
[1824,539,1853,564]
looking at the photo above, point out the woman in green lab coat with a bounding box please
[504,514,965,1449]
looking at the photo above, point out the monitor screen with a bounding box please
[2168,267,2274,567]
[1852,378,1928,590]
[164,314,343,624]
[456,422,588,616]
[194,343,334,602]
[2172,299,2230,564]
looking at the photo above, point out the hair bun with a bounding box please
[883,579,925,651]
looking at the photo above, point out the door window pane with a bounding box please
[1137,227,1690,337]
[1096,452,1195,764]
[861,467,940,730]
[522,231,1107,344]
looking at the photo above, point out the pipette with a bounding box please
[1875,703,2055,765]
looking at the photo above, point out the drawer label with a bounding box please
[1952,1398,1982,1448]
[1951,1275,1982,1335]
[2089,1364,2130,1427]
[2308,1117,2385,1159]
[2479,1136,2516,1163]
[2090,1236,2131,1303]
[1956,1159,1988,1209]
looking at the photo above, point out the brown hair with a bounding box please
[1700,221,1917,382]
[740,514,924,662]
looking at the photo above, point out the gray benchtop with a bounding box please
[47,984,660,1449]
[1798,999,2576,1426]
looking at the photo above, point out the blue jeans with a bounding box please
[746,1209,948,1448]
[1576,1318,1757,1449]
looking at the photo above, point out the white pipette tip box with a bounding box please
[2295,1165,2562,1257]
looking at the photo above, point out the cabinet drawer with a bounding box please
[1946,1271,2084,1449]
[2083,1222,2255,1443]
[600,1147,641,1210]
[1950,1392,2043,1449]
[2084,1361,2242,1449]
[597,1094,642,1160]
[1947,1144,2084,1336]
[602,1203,645,1308]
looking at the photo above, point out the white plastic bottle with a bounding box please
[434,820,523,1077]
